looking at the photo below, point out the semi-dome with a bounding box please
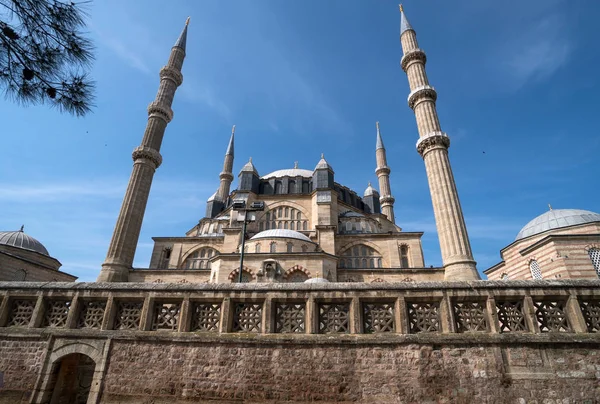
[261,168,314,179]
[0,229,49,255]
[250,229,312,243]
[515,209,600,241]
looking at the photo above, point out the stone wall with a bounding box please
[0,280,599,403]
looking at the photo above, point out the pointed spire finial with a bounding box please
[19,225,24,232]
[249,157,252,163]
[548,203,553,211]
[399,4,413,34]
[294,161,299,169]
[321,153,325,159]
[186,16,190,26]
[376,121,385,150]
[368,181,372,187]
[174,18,189,51]
[226,125,235,156]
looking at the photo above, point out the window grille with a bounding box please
[114,301,143,330]
[453,301,487,332]
[319,303,350,334]
[275,303,305,333]
[579,300,600,333]
[533,300,570,332]
[496,301,527,332]
[363,302,395,333]
[43,300,71,328]
[152,302,181,331]
[588,248,600,278]
[77,301,106,329]
[232,303,262,332]
[191,303,221,332]
[7,299,35,327]
[529,259,542,280]
[407,302,440,333]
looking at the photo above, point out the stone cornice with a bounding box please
[219,172,234,181]
[132,146,162,169]
[407,85,437,110]
[416,131,450,157]
[401,48,427,72]
[147,101,174,123]
[160,66,183,87]
[379,196,395,205]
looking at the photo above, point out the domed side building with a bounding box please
[485,209,600,281]
[135,129,436,284]
[0,228,76,282]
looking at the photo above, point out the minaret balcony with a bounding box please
[400,48,427,72]
[416,131,451,157]
[407,85,437,110]
[147,101,174,123]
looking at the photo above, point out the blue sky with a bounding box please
[1,0,598,281]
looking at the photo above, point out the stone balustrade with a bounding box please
[0,280,599,339]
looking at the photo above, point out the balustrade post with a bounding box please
[139,296,155,331]
[179,297,191,333]
[486,295,499,334]
[262,296,273,334]
[30,295,46,328]
[0,294,10,327]
[350,297,361,334]
[65,293,80,329]
[395,297,408,334]
[523,296,540,333]
[220,297,232,333]
[566,294,588,333]
[306,295,316,334]
[102,294,116,330]
[440,295,456,333]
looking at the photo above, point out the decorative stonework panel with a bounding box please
[43,300,71,328]
[496,301,527,332]
[533,300,570,332]
[191,302,221,332]
[453,301,487,332]
[275,303,305,333]
[319,303,350,334]
[407,302,439,333]
[115,301,143,330]
[579,300,600,333]
[7,299,35,327]
[232,303,262,333]
[152,302,181,331]
[77,301,106,329]
[363,302,394,333]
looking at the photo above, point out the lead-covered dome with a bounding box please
[250,229,312,243]
[0,229,49,255]
[515,209,600,241]
[261,168,313,179]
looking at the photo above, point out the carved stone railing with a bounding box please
[0,280,599,339]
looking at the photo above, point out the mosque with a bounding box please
[1,9,599,285]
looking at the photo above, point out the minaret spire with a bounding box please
[98,19,189,282]
[374,122,396,223]
[399,7,479,281]
[217,125,235,201]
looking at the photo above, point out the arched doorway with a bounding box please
[47,353,95,404]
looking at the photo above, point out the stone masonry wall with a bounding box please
[0,337,47,403]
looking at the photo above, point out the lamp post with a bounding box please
[232,200,265,283]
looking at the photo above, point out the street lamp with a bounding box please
[232,200,265,283]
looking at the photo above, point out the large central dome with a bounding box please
[250,229,312,243]
[515,209,600,241]
[261,168,314,179]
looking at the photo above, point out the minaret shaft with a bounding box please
[375,123,396,223]
[400,17,479,280]
[98,25,187,282]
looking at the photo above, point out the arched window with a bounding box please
[297,212,302,220]
[286,271,308,283]
[285,207,289,217]
[275,181,283,194]
[340,244,383,268]
[287,242,293,253]
[400,245,410,268]
[183,247,219,269]
[339,259,345,268]
[588,248,600,278]
[255,244,261,253]
[233,271,252,283]
[501,273,509,280]
[270,242,277,253]
[529,259,542,280]
[259,222,264,231]
[290,222,295,230]
[301,245,308,253]
[303,221,307,231]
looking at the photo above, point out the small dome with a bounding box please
[364,183,378,197]
[314,154,333,171]
[515,209,600,241]
[250,229,312,243]
[304,277,329,283]
[261,168,314,179]
[339,210,364,218]
[0,229,49,255]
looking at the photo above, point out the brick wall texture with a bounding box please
[2,337,597,403]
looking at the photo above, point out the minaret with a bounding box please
[398,6,479,281]
[98,19,189,282]
[375,122,396,223]
[217,125,235,201]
